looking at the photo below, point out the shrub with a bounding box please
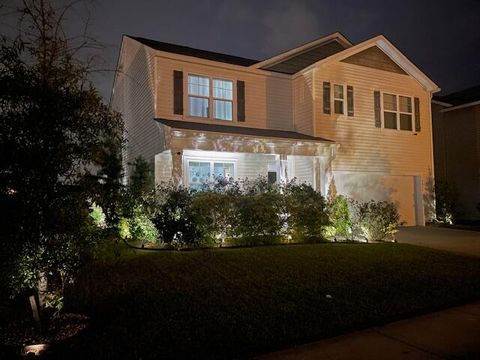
[285,182,329,243]
[325,195,351,240]
[190,191,235,246]
[229,177,285,246]
[129,207,159,245]
[152,183,201,247]
[117,207,158,246]
[356,200,401,242]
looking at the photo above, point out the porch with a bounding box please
[153,119,336,194]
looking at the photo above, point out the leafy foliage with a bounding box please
[0,0,123,301]
[324,195,351,239]
[355,200,401,242]
[285,182,329,243]
[152,183,201,247]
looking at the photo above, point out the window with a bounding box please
[213,79,233,120]
[382,93,413,131]
[333,84,345,114]
[188,75,233,121]
[187,160,235,190]
[188,75,209,117]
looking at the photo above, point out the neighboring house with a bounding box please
[432,86,480,222]
[111,32,439,226]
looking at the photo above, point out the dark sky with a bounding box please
[20,0,480,99]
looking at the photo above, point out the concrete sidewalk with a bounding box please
[259,302,480,359]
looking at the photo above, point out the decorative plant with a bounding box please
[285,181,329,243]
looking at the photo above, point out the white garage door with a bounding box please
[333,172,418,226]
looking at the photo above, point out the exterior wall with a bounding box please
[111,37,165,179]
[293,72,314,135]
[288,155,314,185]
[312,60,434,222]
[432,103,480,220]
[154,56,293,131]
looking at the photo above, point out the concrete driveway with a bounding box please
[396,226,480,257]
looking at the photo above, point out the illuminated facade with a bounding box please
[111,33,439,225]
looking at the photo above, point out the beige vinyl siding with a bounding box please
[288,155,314,185]
[112,37,165,178]
[154,57,294,131]
[293,72,314,135]
[313,61,433,179]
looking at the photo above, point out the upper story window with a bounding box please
[213,79,233,120]
[188,75,210,117]
[187,75,233,121]
[333,84,345,114]
[383,93,413,131]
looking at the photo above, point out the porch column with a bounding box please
[314,157,321,193]
[171,149,183,185]
[279,154,288,183]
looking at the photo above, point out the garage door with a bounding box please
[333,172,417,226]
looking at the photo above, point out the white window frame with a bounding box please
[187,74,210,118]
[212,78,234,121]
[381,92,414,132]
[187,74,235,121]
[333,84,346,115]
[184,157,237,188]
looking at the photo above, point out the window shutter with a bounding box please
[237,80,245,122]
[414,97,421,132]
[323,81,331,114]
[173,70,183,115]
[374,90,381,128]
[347,85,354,116]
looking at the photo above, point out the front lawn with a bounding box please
[54,243,480,359]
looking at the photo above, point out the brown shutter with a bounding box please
[414,97,421,132]
[237,80,245,122]
[323,81,331,114]
[347,85,354,116]
[374,90,381,128]
[173,70,183,115]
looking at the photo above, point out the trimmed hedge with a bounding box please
[119,178,401,248]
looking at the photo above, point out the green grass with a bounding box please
[54,243,480,359]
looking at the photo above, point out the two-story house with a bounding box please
[111,32,439,226]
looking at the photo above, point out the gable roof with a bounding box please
[295,35,440,93]
[434,85,480,106]
[155,119,333,143]
[256,32,352,74]
[128,36,259,67]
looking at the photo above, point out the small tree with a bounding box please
[0,0,123,318]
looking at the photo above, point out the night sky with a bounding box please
[10,0,480,99]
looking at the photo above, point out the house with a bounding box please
[432,86,480,222]
[111,32,440,226]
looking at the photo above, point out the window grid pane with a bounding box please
[214,99,233,120]
[213,79,233,100]
[334,85,344,99]
[400,113,412,130]
[189,96,209,117]
[188,161,210,190]
[384,112,397,129]
[383,93,397,111]
[334,100,344,114]
[188,75,209,97]
[399,96,412,113]
[213,162,234,180]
